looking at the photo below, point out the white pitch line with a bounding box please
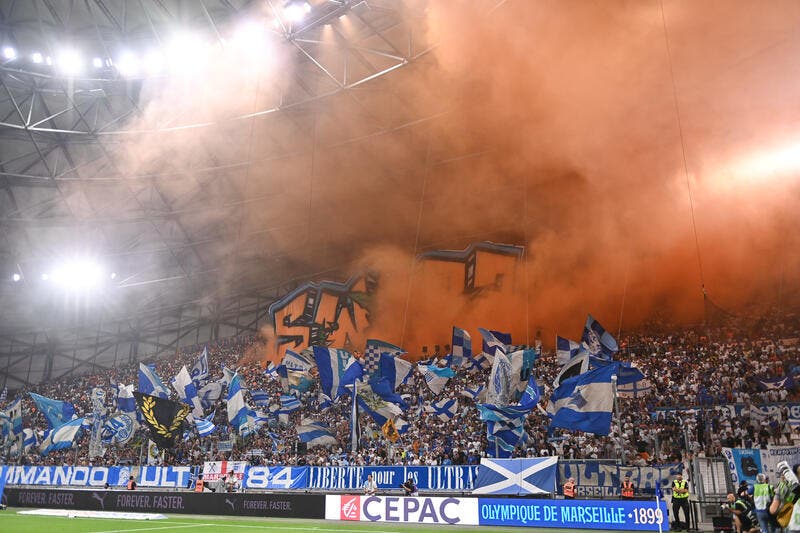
[159,522,417,533]
[91,524,215,533]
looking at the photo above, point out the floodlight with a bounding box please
[116,52,140,77]
[12,273,20,282]
[49,258,105,291]
[110,272,117,280]
[143,51,165,76]
[41,273,49,281]
[92,57,103,68]
[56,49,84,76]
[284,1,312,22]
[32,52,43,63]
[45,56,53,65]
[165,32,208,74]
[3,47,16,60]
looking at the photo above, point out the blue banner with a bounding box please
[5,466,131,487]
[308,466,478,491]
[558,462,682,497]
[473,458,557,495]
[243,466,308,490]
[137,466,197,489]
[722,448,764,485]
[0,465,6,503]
[478,498,668,531]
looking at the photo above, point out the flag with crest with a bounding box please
[134,392,191,449]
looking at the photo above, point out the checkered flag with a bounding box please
[364,339,405,377]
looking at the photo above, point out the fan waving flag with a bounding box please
[29,393,76,429]
[39,418,85,456]
[364,339,405,376]
[139,363,170,399]
[478,328,507,357]
[759,376,795,391]
[195,411,216,437]
[134,392,191,449]
[313,346,357,400]
[581,314,619,359]
[417,364,455,395]
[556,336,585,365]
[226,374,249,428]
[378,353,413,391]
[486,352,514,406]
[297,422,337,447]
[427,398,459,421]
[450,327,472,367]
[171,366,204,418]
[190,347,209,383]
[548,363,619,436]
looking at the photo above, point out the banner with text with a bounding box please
[4,466,131,487]
[309,466,478,492]
[478,498,668,530]
[723,446,800,484]
[202,461,248,482]
[243,466,308,490]
[558,462,683,497]
[325,495,479,525]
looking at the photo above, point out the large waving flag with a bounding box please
[556,336,585,365]
[250,390,271,406]
[226,374,249,428]
[449,327,472,367]
[478,328,507,357]
[518,374,541,408]
[337,358,365,398]
[581,314,619,359]
[171,366,204,418]
[470,351,495,372]
[139,363,170,399]
[198,381,223,409]
[364,339,405,376]
[40,418,85,456]
[283,349,314,373]
[617,379,653,398]
[14,428,36,456]
[279,395,301,412]
[378,353,413,391]
[6,397,22,435]
[486,421,528,458]
[486,352,514,406]
[313,346,356,400]
[548,363,618,435]
[759,376,795,391]
[101,413,136,445]
[297,422,338,447]
[116,384,137,417]
[417,364,456,395]
[460,385,485,401]
[553,351,590,388]
[134,392,191,449]
[29,393,76,429]
[195,411,216,437]
[358,388,404,426]
[368,378,408,409]
[190,347,210,383]
[427,398,459,421]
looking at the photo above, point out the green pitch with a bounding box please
[0,511,654,533]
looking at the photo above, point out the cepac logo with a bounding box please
[340,495,361,521]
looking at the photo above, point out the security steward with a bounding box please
[563,477,576,499]
[671,473,690,530]
[195,474,205,493]
[127,475,136,490]
[621,473,636,499]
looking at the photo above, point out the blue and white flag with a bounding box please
[364,339,405,376]
[617,378,653,398]
[16,428,36,455]
[171,366,204,418]
[139,363,170,399]
[519,375,541,408]
[357,388,404,427]
[427,398,459,421]
[472,457,558,495]
[368,378,408,409]
[5,397,22,435]
[318,392,332,411]
[40,418,85,456]
[29,393,76,429]
[0,386,6,404]
[250,390,271,406]
[470,351,494,372]
[478,328,508,357]
[477,403,531,425]
[222,365,237,387]
[486,421,528,458]
[313,346,356,400]
[337,358,365,398]
[758,376,795,391]
[190,347,210,383]
[460,385,485,401]
[101,413,135,445]
[581,314,619,359]
[279,395,301,412]
[264,362,279,379]
[226,374,249,429]
[297,422,337,447]
[450,327,472,367]
[556,336,585,365]
[283,349,314,373]
[378,353,413,391]
[417,364,456,395]
[549,363,618,436]
[116,384,137,416]
[195,411,216,437]
[553,351,590,388]
[198,381,223,409]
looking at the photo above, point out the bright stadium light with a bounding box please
[143,50,165,76]
[32,52,43,63]
[12,273,20,282]
[47,258,106,292]
[110,272,117,280]
[116,52,140,77]
[284,1,311,22]
[3,47,16,60]
[165,32,208,75]
[56,49,84,76]
[41,273,49,281]
[92,57,103,68]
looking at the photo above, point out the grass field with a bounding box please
[0,510,657,533]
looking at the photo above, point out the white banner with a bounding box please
[202,461,248,482]
[762,445,800,481]
[325,495,479,525]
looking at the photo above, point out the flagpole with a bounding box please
[611,375,624,460]
[350,379,358,455]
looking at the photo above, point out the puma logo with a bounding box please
[92,492,108,510]
[225,498,235,511]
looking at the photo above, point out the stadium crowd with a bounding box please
[2,311,800,470]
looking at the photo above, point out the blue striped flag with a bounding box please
[250,390,271,406]
[195,411,216,437]
[313,346,356,400]
[40,418,85,456]
[139,363,170,399]
[29,393,76,429]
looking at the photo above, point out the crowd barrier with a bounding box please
[2,487,325,518]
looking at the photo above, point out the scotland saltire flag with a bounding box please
[226,374,248,429]
[472,457,558,495]
[297,422,337,447]
[549,363,618,436]
[195,411,216,437]
[759,376,795,391]
[139,363,170,399]
[171,366,204,418]
[40,418,85,456]
[18,428,36,455]
[486,421,528,458]
[470,351,494,371]
[29,393,76,429]
[364,339,405,376]
[417,364,455,395]
[198,381,223,409]
[427,398,458,421]
[250,390,271,406]
[617,379,653,398]
[378,353,413,391]
[556,336,584,365]
[478,328,507,356]
[450,327,472,367]
[190,347,209,383]
[313,346,356,400]
[581,314,618,359]
[460,385,484,401]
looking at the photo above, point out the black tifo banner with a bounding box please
[3,488,325,519]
